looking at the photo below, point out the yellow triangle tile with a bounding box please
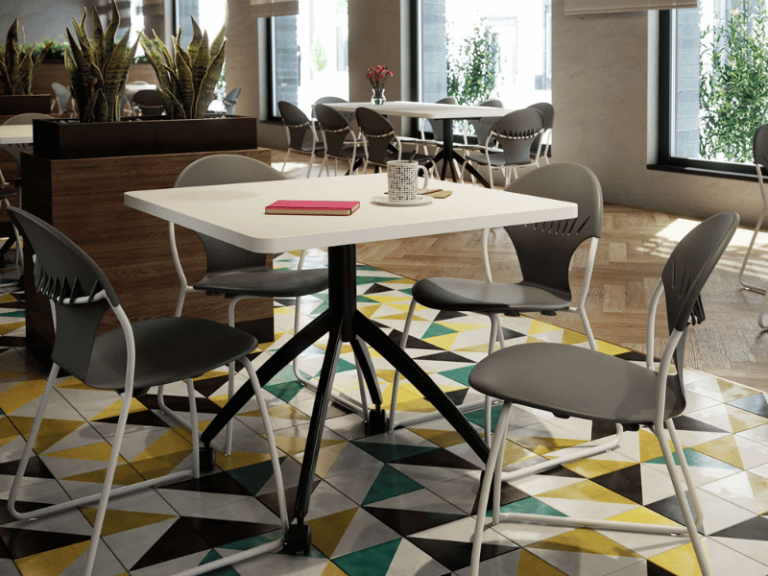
[502,440,539,466]
[209,395,229,409]
[0,417,19,447]
[422,333,460,350]
[435,322,489,332]
[321,561,349,576]
[0,378,48,414]
[381,277,415,285]
[528,319,559,335]
[596,340,632,355]
[0,369,38,380]
[562,458,636,479]
[275,307,293,315]
[537,479,637,505]
[0,320,25,335]
[375,369,397,384]
[365,295,413,304]
[9,416,84,454]
[529,528,641,557]
[411,428,466,448]
[526,336,546,344]
[726,404,768,433]
[307,507,358,557]
[516,548,568,575]
[376,313,429,321]
[241,404,311,421]
[55,376,90,390]
[649,542,708,576]
[216,451,274,471]
[358,305,382,319]
[0,293,17,304]
[80,507,177,536]
[692,435,744,469]
[63,463,145,485]
[639,428,676,462]
[91,397,148,422]
[717,379,756,402]
[561,330,589,346]
[607,507,681,527]
[747,471,768,505]
[274,435,344,455]
[46,441,128,463]
[509,435,585,456]
[14,540,90,576]
[193,370,227,381]
[132,429,191,462]
[387,303,430,312]
[131,450,190,480]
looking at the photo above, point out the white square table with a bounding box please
[125,173,577,551]
[328,101,515,185]
[0,125,33,145]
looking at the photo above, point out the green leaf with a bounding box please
[194,39,225,118]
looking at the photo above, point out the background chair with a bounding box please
[278,101,324,178]
[469,211,739,576]
[51,82,75,116]
[463,108,544,188]
[389,163,603,435]
[527,101,554,164]
[223,86,241,114]
[355,107,436,173]
[398,96,458,155]
[454,99,505,182]
[6,207,288,576]
[132,89,165,117]
[314,103,365,176]
[169,154,330,454]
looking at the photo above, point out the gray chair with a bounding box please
[469,212,739,576]
[51,82,74,116]
[278,101,324,178]
[6,207,288,576]
[389,163,602,435]
[463,108,544,188]
[223,86,241,114]
[398,96,458,154]
[132,89,165,116]
[527,101,554,164]
[314,103,365,176]
[355,107,436,172]
[169,154,330,453]
[454,99,505,182]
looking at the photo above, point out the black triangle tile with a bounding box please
[184,517,280,548]
[96,408,170,428]
[0,456,54,480]
[646,493,702,534]
[647,560,678,576]
[137,396,224,415]
[415,351,475,363]
[471,481,529,515]
[501,327,525,340]
[0,527,89,559]
[0,533,9,559]
[711,515,768,541]
[407,537,518,572]
[193,375,230,399]
[393,448,480,470]
[591,464,643,504]
[275,298,297,307]
[590,420,620,441]
[671,415,728,434]
[434,310,468,321]
[364,507,464,537]
[131,517,211,570]
[0,336,26,348]
[164,471,253,496]
[445,388,469,406]
[540,466,582,478]
[615,351,648,362]
[728,394,768,418]
[387,330,443,351]
[365,283,396,295]
[0,499,50,525]
[257,480,322,525]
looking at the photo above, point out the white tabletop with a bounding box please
[328,101,514,120]
[125,174,577,254]
[0,125,33,145]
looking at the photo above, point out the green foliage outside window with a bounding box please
[699,1,768,163]
[311,39,327,72]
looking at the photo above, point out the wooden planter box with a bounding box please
[33,115,259,160]
[0,94,51,115]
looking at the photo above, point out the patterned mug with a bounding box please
[387,160,430,202]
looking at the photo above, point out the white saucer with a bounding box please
[372,195,432,207]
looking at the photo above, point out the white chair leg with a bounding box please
[306,151,315,178]
[281,148,291,172]
[667,419,705,529]
[758,289,768,329]
[186,378,201,478]
[578,303,598,351]
[484,314,501,440]
[388,298,417,433]
[740,207,768,294]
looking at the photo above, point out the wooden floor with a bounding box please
[286,154,768,392]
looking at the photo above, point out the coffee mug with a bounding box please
[387,160,430,201]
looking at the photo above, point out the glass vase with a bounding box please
[371,88,386,105]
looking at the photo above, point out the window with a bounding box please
[417,0,551,139]
[660,1,768,176]
[268,0,350,118]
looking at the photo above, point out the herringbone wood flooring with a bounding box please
[284,155,768,392]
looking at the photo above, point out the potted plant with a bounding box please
[0,20,52,114]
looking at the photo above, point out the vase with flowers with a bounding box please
[366,64,393,105]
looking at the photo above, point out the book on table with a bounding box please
[265,200,360,216]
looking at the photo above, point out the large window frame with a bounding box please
[655,9,758,181]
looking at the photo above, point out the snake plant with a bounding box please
[140,17,226,119]
[65,0,139,123]
[0,21,52,95]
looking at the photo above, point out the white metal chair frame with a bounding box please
[280,117,323,178]
[475,129,544,190]
[741,163,768,328]
[471,277,709,576]
[318,125,361,177]
[9,268,288,576]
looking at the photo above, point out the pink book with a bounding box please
[265,200,360,216]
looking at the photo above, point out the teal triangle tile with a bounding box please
[647,447,738,470]
[264,381,305,403]
[728,393,768,418]
[365,507,465,537]
[132,518,211,570]
[591,464,643,504]
[488,497,566,518]
[357,295,380,303]
[227,457,286,497]
[333,538,401,576]
[439,365,474,386]
[399,288,413,296]
[357,265,384,272]
[310,302,330,316]
[198,549,238,576]
[407,538,518,572]
[363,464,423,505]
[422,323,458,339]
[219,529,283,551]
[465,404,504,431]
[352,441,438,463]
[0,311,24,317]
[316,356,356,376]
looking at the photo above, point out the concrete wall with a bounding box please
[1,0,87,44]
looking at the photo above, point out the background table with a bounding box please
[329,101,515,186]
[125,173,577,552]
[0,125,33,145]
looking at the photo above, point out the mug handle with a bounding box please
[416,165,430,194]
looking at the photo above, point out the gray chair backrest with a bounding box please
[504,163,603,300]
[754,123,768,169]
[133,89,164,116]
[527,102,554,155]
[278,101,315,151]
[7,207,117,382]
[174,154,287,273]
[469,99,504,145]
[313,96,355,125]
[223,87,241,114]
[356,107,397,165]
[315,103,354,158]
[490,108,544,165]
[424,96,458,142]
[2,113,54,165]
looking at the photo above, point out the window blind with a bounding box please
[564,0,697,15]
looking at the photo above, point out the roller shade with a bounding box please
[250,0,300,18]
[564,0,698,15]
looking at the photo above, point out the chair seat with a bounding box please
[194,266,329,298]
[327,145,366,161]
[412,277,569,314]
[298,140,325,154]
[369,151,435,167]
[84,317,258,391]
[469,343,685,425]
[466,152,533,167]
